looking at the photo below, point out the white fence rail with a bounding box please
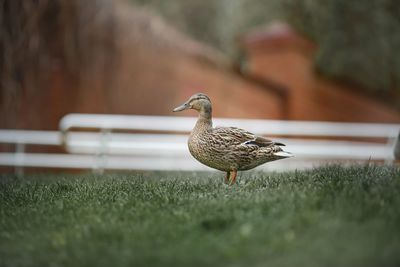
[0,114,399,173]
[60,114,400,138]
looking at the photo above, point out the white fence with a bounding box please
[0,114,399,173]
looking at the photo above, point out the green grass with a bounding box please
[1,165,400,267]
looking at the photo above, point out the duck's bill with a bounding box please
[173,102,190,112]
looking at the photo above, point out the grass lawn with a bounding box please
[1,164,400,267]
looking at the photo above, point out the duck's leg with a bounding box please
[229,170,237,185]
[224,171,230,184]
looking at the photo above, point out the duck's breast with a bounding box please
[188,133,234,171]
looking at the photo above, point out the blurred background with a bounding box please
[2,0,400,129]
[1,0,400,172]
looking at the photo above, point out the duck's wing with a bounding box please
[212,127,285,147]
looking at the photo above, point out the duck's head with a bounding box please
[173,93,212,115]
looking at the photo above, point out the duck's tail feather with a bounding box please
[274,151,293,158]
[274,142,286,147]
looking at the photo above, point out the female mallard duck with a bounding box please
[173,93,292,184]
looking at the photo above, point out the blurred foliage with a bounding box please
[283,0,400,95]
[0,0,116,88]
[0,0,117,127]
[130,0,284,57]
[131,0,400,97]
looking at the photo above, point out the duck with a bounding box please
[173,93,292,185]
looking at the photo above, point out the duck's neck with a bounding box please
[193,108,212,133]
